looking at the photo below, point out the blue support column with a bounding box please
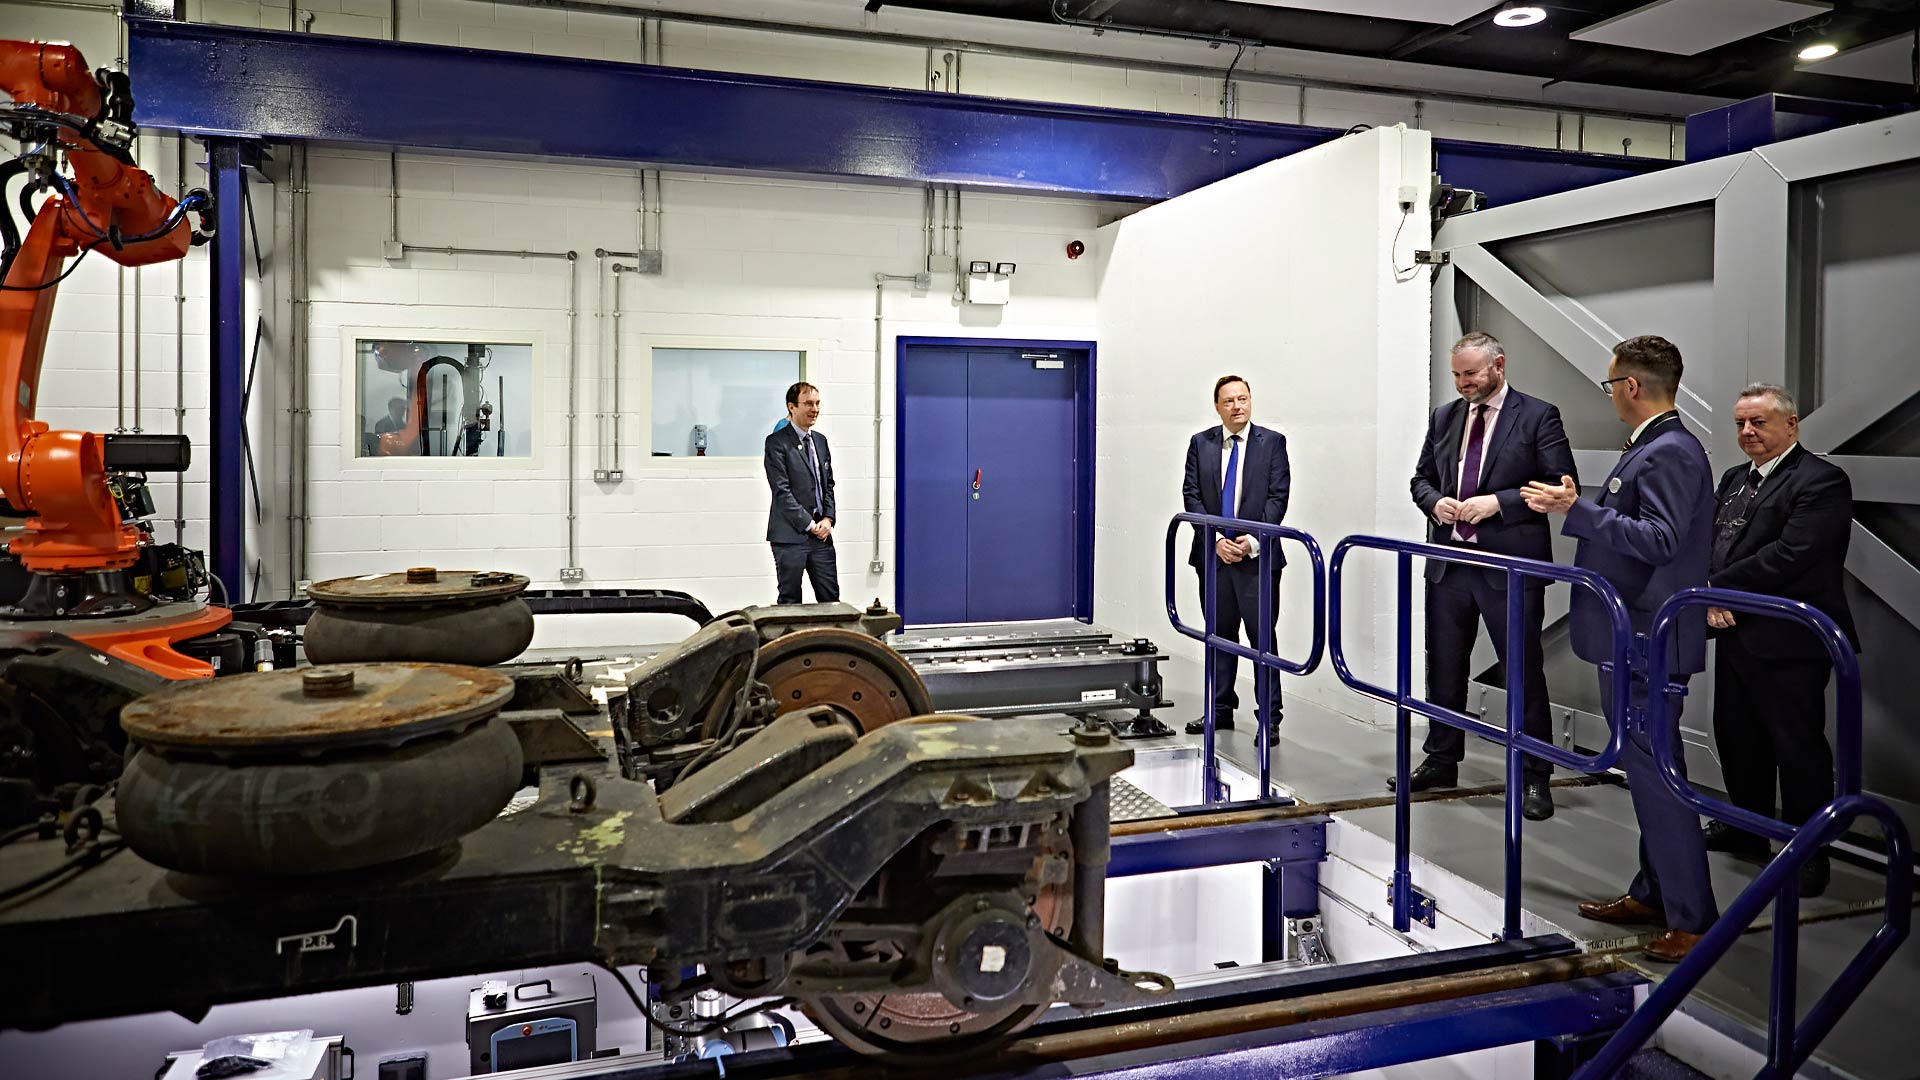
[205,139,247,597]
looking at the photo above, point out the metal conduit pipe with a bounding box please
[594,248,639,481]
[609,262,633,474]
[564,252,580,572]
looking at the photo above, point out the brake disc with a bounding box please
[799,814,1074,1062]
[755,628,933,734]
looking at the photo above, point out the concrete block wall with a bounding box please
[293,148,1119,629]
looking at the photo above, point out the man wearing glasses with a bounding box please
[1522,335,1716,962]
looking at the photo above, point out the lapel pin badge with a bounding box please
[1607,477,1622,494]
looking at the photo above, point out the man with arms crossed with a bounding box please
[1703,383,1858,898]
[1182,376,1291,736]
[764,381,840,604]
[1523,335,1717,962]
[1403,332,1576,821]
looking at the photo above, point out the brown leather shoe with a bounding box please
[1642,929,1704,963]
[1577,894,1668,926]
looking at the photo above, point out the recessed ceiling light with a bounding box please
[1493,5,1546,27]
[1797,42,1840,61]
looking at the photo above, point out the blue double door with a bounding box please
[898,342,1093,626]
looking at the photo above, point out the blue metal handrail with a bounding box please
[1327,535,1636,940]
[1165,513,1326,805]
[1575,589,1916,1079]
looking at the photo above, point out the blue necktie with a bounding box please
[803,434,823,517]
[1222,434,1241,538]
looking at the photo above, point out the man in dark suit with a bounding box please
[764,381,839,605]
[1523,335,1717,963]
[1182,375,1291,735]
[1703,383,1857,897]
[1402,332,1576,820]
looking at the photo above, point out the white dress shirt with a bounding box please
[1451,382,1509,543]
[1750,440,1797,483]
[1219,424,1262,558]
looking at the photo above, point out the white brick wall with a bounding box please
[277,148,1119,623]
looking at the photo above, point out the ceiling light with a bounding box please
[1492,5,1546,27]
[1797,42,1840,61]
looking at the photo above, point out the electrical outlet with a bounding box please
[869,560,886,574]
[1396,184,1418,211]
[608,469,624,482]
[295,579,312,598]
[593,469,610,482]
[559,567,584,583]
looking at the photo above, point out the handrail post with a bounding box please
[1769,875,1800,1071]
[1503,567,1525,941]
[1200,523,1221,805]
[1256,546,1274,797]
[1391,551,1414,933]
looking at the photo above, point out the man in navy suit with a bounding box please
[1704,383,1858,898]
[1182,375,1291,735]
[1523,335,1717,963]
[764,381,839,605]
[1402,332,1576,820]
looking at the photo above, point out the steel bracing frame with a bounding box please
[1434,112,1920,633]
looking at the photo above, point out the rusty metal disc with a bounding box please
[307,569,528,608]
[121,662,515,754]
[802,826,1073,1062]
[754,628,933,735]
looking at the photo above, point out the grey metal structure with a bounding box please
[1431,111,1920,833]
[893,621,1174,736]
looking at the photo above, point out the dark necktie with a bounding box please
[1455,403,1488,541]
[1711,467,1762,571]
[1221,434,1241,539]
[802,434,823,517]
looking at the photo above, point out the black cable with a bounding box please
[0,838,126,904]
[0,239,104,291]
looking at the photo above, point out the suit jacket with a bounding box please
[1409,387,1576,586]
[1182,424,1290,575]
[764,426,836,544]
[1563,413,1715,676]
[1710,446,1859,659]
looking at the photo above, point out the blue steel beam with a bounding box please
[124,19,1669,207]
[205,139,247,600]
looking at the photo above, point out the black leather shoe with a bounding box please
[1702,820,1769,856]
[1387,760,1458,793]
[1799,852,1831,898]
[1522,778,1555,821]
[1184,717,1235,735]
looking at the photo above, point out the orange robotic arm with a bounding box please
[0,39,212,573]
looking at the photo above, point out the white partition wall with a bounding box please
[1092,126,1434,723]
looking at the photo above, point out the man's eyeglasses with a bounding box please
[1598,376,1633,397]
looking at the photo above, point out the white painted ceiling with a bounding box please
[1571,0,1830,57]
[1795,33,1917,85]
[1226,0,1498,26]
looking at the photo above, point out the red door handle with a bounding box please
[972,469,982,492]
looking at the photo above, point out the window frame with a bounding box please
[337,327,548,471]
[638,336,814,472]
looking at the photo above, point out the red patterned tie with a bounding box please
[1456,404,1488,541]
